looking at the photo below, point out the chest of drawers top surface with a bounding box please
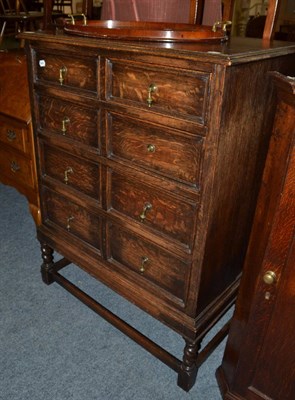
[22,31,295,61]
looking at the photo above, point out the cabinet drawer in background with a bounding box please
[42,188,101,250]
[110,172,197,248]
[0,120,29,154]
[108,224,189,303]
[108,112,203,187]
[35,52,97,92]
[38,96,99,148]
[0,146,34,188]
[40,143,101,201]
[107,60,210,124]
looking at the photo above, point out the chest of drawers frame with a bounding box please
[22,32,295,391]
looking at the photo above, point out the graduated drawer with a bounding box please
[107,60,210,124]
[0,146,34,188]
[108,112,203,186]
[40,143,101,201]
[35,52,97,92]
[0,120,28,154]
[110,172,197,248]
[109,224,189,303]
[38,96,99,148]
[42,188,101,250]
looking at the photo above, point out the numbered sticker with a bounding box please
[39,59,46,67]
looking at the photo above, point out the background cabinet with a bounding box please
[216,72,295,400]
[0,51,40,224]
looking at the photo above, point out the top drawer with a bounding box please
[35,52,97,92]
[106,59,211,124]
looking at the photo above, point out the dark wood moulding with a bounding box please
[63,20,227,42]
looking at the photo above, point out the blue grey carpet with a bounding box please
[0,183,229,399]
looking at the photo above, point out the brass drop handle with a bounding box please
[7,129,17,141]
[10,161,20,173]
[59,66,67,85]
[146,83,157,107]
[139,202,152,222]
[147,144,156,153]
[212,20,232,32]
[68,13,87,25]
[61,116,70,134]
[64,167,73,184]
[139,256,149,274]
[81,13,87,26]
[263,271,277,285]
[68,14,76,25]
[66,216,74,231]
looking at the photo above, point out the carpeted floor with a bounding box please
[0,183,229,399]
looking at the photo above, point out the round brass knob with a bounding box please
[147,144,156,153]
[263,271,277,285]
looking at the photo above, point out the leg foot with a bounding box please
[40,242,55,285]
[177,339,201,392]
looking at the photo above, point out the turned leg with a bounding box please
[177,339,201,392]
[40,242,55,285]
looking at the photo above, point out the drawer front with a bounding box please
[107,60,210,123]
[108,112,203,186]
[42,188,101,250]
[36,52,97,92]
[39,96,99,148]
[110,172,197,247]
[41,143,101,201]
[109,224,189,302]
[0,121,28,153]
[0,147,34,188]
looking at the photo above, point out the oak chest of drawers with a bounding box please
[0,51,40,224]
[22,32,295,391]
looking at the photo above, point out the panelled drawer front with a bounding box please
[0,121,28,153]
[107,60,210,123]
[41,143,101,201]
[39,96,99,148]
[110,172,197,247]
[35,52,97,92]
[42,188,101,250]
[108,112,203,186]
[109,224,189,302]
[0,147,34,188]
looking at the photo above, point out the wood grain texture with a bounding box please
[43,187,102,250]
[38,96,99,147]
[35,51,98,91]
[110,171,197,248]
[0,52,31,123]
[108,111,203,186]
[107,58,210,123]
[109,223,190,304]
[41,143,101,200]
